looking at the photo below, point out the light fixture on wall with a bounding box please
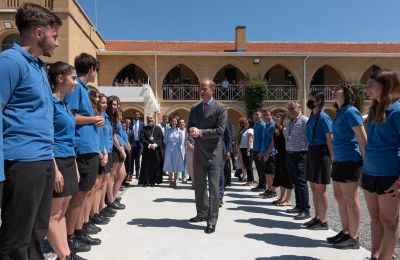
[4,22,13,29]
[253,58,260,64]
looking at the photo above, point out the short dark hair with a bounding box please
[15,3,62,34]
[74,53,98,76]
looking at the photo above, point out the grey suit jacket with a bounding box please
[188,99,227,167]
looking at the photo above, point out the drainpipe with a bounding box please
[154,54,158,99]
[303,56,310,111]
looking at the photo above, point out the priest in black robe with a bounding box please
[139,115,163,186]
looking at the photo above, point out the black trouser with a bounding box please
[252,151,265,188]
[130,143,141,178]
[0,160,55,260]
[286,151,310,212]
[241,149,254,181]
[224,158,231,186]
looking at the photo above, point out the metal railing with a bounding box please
[266,85,297,100]
[162,84,245,100]
[310,85,335,100]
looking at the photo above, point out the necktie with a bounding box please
[203,102,209,111]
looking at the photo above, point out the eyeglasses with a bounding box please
[288,107,296,111]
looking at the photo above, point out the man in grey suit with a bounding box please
[188,79,227,234]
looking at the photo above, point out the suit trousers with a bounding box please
[194,162,221,226]
[0,160,55,260]
[253,151,265,187]
[285,151,310,212]
[130,143,141,177]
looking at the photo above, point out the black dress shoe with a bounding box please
[104,206,117,214]
[286,207,301,214]
[294,211,311,220]
[83,222,99,235]
[77,233,101,246]
[189,216,207,223]
[90,213,108,225]
[108,201,125,210]
[68,235,91,253]
[205,224,216,234]
[100,208,115,218]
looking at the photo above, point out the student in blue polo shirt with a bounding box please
[47,61,81,260]
[329,82,367,250]
[0,101,4,206]
[87,86,110,228]
[105,97,126,210]
[64,53,104,251]
[251,110,266,192]
[260,110,277,199]
[0,4,62,259]
[304,90,333,231]
[361,69,400,260]
[97,93,117,218]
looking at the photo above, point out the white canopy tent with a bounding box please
[97,84,160,117]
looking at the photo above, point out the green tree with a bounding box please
[244,80,267,118]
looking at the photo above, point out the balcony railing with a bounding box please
[266,85,297,100]
[310,85,335,100]
[162,84,245,100]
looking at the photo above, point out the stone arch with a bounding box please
[108,58,152,86]
[308,62,347,87]
[120,104,144,118]
[213,63,246,84]
[163,105,192,123]
[159,57,201,85]
[212,58,247,81]
[113,64,149,86]
[359,64,383,84]
[1,31,20,52]
[262,59,302,87]
[161,64,199,85]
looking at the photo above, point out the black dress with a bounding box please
[139,125,163,185]
[272,128,294,189]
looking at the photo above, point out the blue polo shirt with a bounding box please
[261,120,276,156]
[363,101,400,177]
[332,104,363,162]
[0,43,54,162]
[53,96,76,158]
[97,125,107,153]
[306,110,332,145]
[253,120,266,152]
[115,121,124,146]
[64,78,99,154]
[0,106,4,182]
[122,130,129,146]
[102,112,113,153]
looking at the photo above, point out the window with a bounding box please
[1,33,20,52]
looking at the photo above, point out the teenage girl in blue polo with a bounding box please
[304,90,333,230]
[47,61,79,260]
[362,69,400,260]
[329,82,367,249]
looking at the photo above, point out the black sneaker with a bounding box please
[327,231,346,244]
[333,234,360,249]
[71,253,87,260]
[87,221,101,233]
[307,220,329,230]
[90,213,108,225]
[251,186,265,192]
[262,191,277,199]
[259,190,269,196]
[108,201,125,210]
[303,217,318,227]
[115,201,126,209]
[68,235,91,253]
[103,206,117,214]
[100,208,115,218]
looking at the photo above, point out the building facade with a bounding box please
[2,0,400,134]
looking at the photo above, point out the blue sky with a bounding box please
[77,0,400,42]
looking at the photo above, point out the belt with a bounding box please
[286,150,307,154]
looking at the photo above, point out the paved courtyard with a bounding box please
[78,180,371,260]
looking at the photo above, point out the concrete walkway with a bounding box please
[80,181,370,260]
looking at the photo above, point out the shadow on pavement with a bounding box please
[155,184,194,190]
[226,199,272,206]
[226,206,290,218]
[245,233,330,248]
[153,198,195,203]
[127,218,204,230]
[256,255,320,260]
[236,218,301,230]
[224,192,258,199]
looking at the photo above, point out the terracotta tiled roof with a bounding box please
[104,40,400,53]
